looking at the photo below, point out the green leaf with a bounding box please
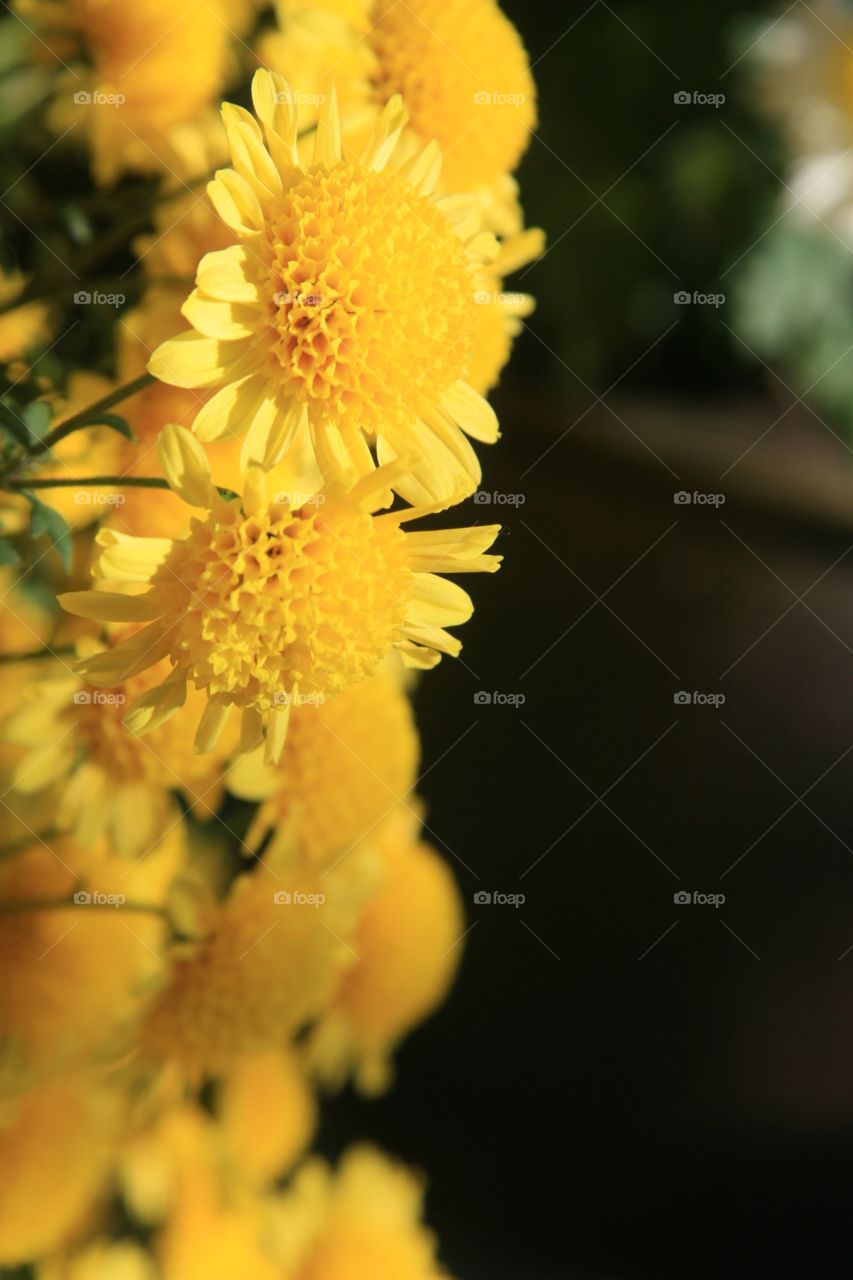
[25,493,72,571]
[22,400,52,441]
[0,537,20,566]
[0,398,31,448]
[80,412,135,441]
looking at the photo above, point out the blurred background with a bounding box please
[319,2,853,1278]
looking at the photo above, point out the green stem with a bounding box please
[6,474,239,500]
[29,372,155,457]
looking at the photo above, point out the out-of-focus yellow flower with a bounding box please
[229,673,419,866]
[216,1049,317,1185]
[61,430,500,763]
[307,808,464,1094]
[0,832,179,1092]
[0,271,51,363]
[149,70,503,503]
[268,1145,452,1278]
[18,0,232,184]
[0,1077,118,1264]
[4,640,238,858]
[260,0,536,190]
[40,1239,157,1280]
[0,572,54,656]
[139,851,375,1077]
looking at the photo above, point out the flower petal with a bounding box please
[196,246,260,304]
[57,591,161,622]
[149,331,249,390]
[439,380,500,443]
[157,424,215,508]
[181,292,260,341]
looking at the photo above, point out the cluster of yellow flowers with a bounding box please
[0,0,540,1274]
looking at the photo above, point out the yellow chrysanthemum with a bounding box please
[4,641,239,858]
[229,671,419,866]
[0,1078,118,1265]
[307,808,464,1094]
[117,294,322,539]
[18,0,231,184]
[60,426,500,764]
[268,1145,451,1279]
[260,0,536,190]
[216,1049,317,1185]
[148,70,503,504]
[139,851,375,1077]
[469,226,544,395]
[0,831,180,1092]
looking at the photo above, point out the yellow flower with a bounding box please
[0,1077,118,1265]
[139,850,375,1077]
[41,1239,157,1280]
[260,0,536,191]
[0,832,179,1092]
[229,671,419,866]
[216,1049,317,1186]
[4,640,239,859]
[18,0,232,184]
[307,807,464,1094]
[268,1145,451,1279]
[469,226,544,395]
[148,71,502,503]
[0,270,51,363]
[60,427,501,763]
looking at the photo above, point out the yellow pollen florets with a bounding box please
[150,496,412,709]
[258,163,475,430]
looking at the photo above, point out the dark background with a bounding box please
[321,3,853,1277]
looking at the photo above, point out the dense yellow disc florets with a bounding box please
[150,496,412,709]
[369,0,536,189]
[258,163,475,431]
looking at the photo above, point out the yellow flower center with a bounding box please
[258,162,474,430]
[149,498,411,709]
[368,0,536,189]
